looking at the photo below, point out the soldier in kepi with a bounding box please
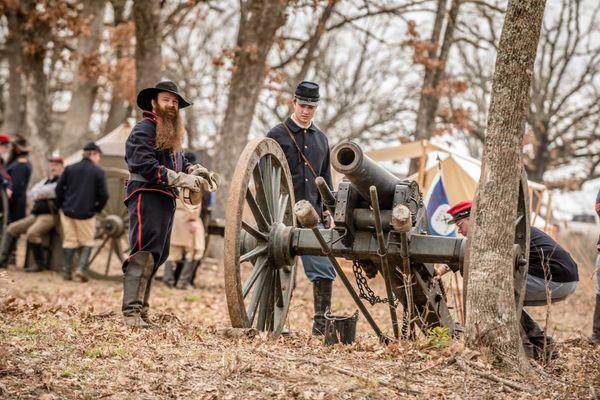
[56,143,109,282]
[267,81,336,336]
[436,200,579,360]
[122,80,218,328]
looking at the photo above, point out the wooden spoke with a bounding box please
[247,269,268,326]
[276,194,289,224]
[242,256,268,298]
[245,190,270,232]
[239,245,267,263]
[271,164,281,219]
[256,270,273,331]
[261,156,275,219]
[252,165,273,224]
[274,269,284,308]
[241,221,268,242]
[104,245,114,276]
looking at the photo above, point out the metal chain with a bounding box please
[352,260,399,306]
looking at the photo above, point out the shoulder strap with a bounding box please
[282,122,319,179]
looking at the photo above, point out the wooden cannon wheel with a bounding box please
[85,168,130,281]
[224,138,297,338]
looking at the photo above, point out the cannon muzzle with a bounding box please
[331,141,403,208]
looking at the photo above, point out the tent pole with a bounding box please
[417,140,427,188]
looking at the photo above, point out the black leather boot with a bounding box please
[592,295,600,344]
[312,279,333,336]
[0,233,17,268]
[62,248,76,280]
[176,260,196,290]
[521,309,557,360]
[122,251,154,328]
[74,246,91,282]
[162,261,176,288]
[141,276,154,326]
[25,242,46,272]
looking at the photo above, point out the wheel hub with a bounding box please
[269,222,295,268]
[102,215,124,237]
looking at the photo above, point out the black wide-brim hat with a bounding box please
[136,80,192,111]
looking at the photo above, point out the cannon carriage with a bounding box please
[224,138,530,341]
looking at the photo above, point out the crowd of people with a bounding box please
[0,130,210,292]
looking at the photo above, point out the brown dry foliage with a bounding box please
[0,250,598,399]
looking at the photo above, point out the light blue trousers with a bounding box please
[524,274,578,306]
[300,224,336,282]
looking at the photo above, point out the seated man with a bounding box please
[0,156,64,271]
[436,200,579,359]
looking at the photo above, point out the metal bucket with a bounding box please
[323,310,359,346]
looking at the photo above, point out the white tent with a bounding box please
[366,140,553,231]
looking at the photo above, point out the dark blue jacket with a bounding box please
[124,111,191,202]
[56,158,108,219]
[529,227,578,283]
[267,117,333,218]
[6,157,32,222]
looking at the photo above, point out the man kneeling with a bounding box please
[436,200,579,360]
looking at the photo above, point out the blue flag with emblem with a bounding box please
[424,172,456,237]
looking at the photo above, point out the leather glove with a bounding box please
[188,164,220,192]
[166,170,205,192]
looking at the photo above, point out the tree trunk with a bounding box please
[2,8,25,135]
[23,50,50,181]
[133,0,162,118]
[103,100,132,134]
[410,0,461,173]
[465,0,546,373]
[61,0,107,153]
[212,0,289,218]
[103,0,132,134]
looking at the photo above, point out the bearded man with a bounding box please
[122,80,218,328]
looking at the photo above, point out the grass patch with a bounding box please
[84,348,104,359]
[9,325,38,337]
[59,370,73,378]
[184,294,201,302]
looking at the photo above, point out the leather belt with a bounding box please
[128,172,148,182]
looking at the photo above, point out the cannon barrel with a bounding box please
[331,141,403,208]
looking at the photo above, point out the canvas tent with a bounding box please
[365,140,553,230]
[62,120,133,170]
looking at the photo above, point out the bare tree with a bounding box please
[61,0,108,153]
[133,0,162,116]
[527,0,600,183]
[412,0,463,143]
[102,0,134,135]
[212,0,289,217]
[1,5,25,135]
[465,0,546,372]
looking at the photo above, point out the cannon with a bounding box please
[224,138,530,340]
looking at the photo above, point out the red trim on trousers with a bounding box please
[136,194,143,250]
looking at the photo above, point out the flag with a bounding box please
[424,172,456,237]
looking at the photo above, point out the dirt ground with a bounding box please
[1,244,599,400]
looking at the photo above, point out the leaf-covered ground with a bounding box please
[1,258,599,399]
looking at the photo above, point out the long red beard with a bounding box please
[155,106,184,151]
